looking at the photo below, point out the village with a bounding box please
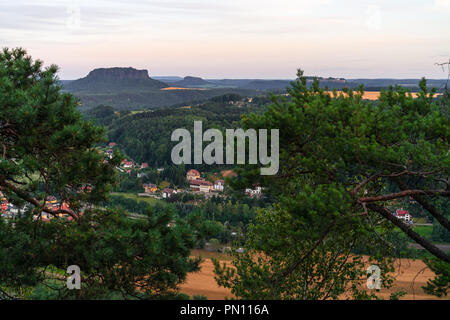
[0,140,418,225]
[104,141,264,200]
[0,141,264,220]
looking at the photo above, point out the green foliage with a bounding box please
[107,98,267,167]
[82,105,118,126]
[430,198,450,243]
[414,225,433,239]
[0,48,200,300]
[389,290,407,300]
[1,207,202,299]
[423,258,449,297]
[214,206,395,300]
[0,47,120,209]
[107,194,168,214]
[215,69,449,299]
[114,165,187,192]
[431,223,450,243]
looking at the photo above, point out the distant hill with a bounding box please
[58,80,74,86]
[242,80,293,90]
[152,76,183,82]
[62,68,257,110]
[205,79,254,87]
[62,68,445,111]
[242,77,349,91]
[64,67,168,93]
[172,76,211,87]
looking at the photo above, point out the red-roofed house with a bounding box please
[395,209,412,222]
[0,192,7,214]
[162,188,177,198]
[121,159,134,168]
[186,169,201,181]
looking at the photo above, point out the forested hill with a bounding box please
[63,68,448,111]
[86,95,271,167]
[63,67,258,110]
[172,76,211,87]
[64,67,169,92]
[63,68,356,111]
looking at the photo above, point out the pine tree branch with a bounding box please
[366,203,450,263]
[359,190,450,203]
[394,179,450,232]
[0,179,79,220]
[271,220,336,284]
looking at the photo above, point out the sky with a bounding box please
[1,0,449,79]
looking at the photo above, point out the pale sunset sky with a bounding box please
[1,0,449,79]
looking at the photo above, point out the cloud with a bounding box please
[1,0,449,79]
[434,0,450,7]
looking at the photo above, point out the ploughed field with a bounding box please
[326,91,430,100]
[181,250,449,300]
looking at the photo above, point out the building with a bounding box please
[44,196,58,211]
[141,162,149,169]
[245,186,262,197]
[186,169,201,181]
[162,188,177,198]
[167,220,176,228]
[190,179,213,193]
[143,183,158,193]
[1,192,7,214]
[395,209,412,222]
[105,149,114,159]
[6,203,19,217]
[41,199,73,220]
[122,159,134,168]
[214,180,225,191]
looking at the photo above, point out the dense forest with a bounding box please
[83,94,272,167]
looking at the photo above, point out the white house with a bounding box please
[214,180,225,191]
[162,188,177,198]
[395,209,412,222]
[245,186,262,197]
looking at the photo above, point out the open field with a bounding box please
[325,91,440,100]
[180,251,233,300]
[181,250,449,300]
[111,192,165,206]
[414,225,433,238]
